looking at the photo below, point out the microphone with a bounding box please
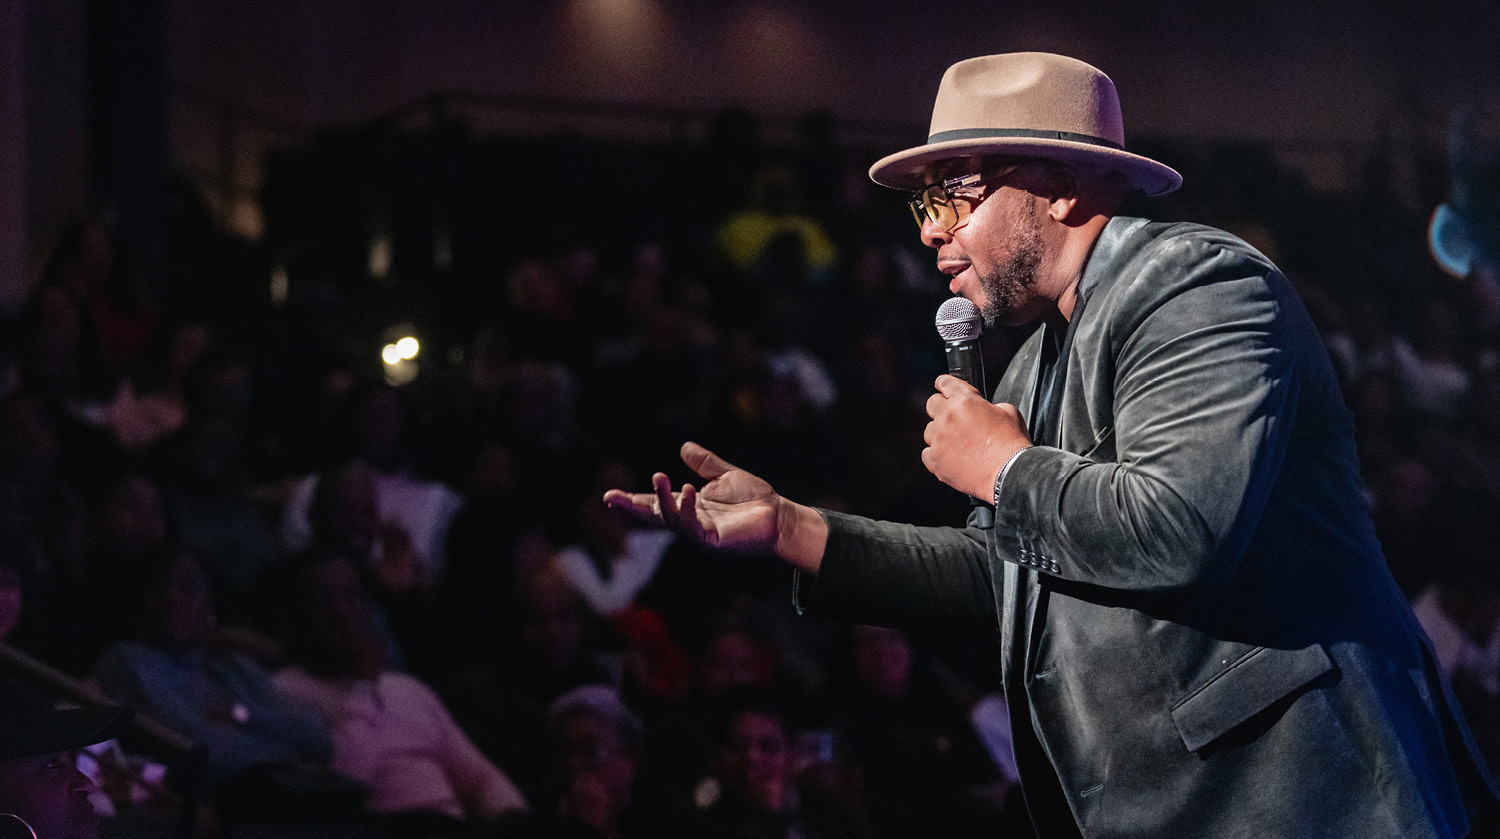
[935,297,985,394]
[934,298,993,522]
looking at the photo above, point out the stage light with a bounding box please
[382,325,422,386]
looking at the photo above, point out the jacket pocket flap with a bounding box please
[1170,643,1334,753]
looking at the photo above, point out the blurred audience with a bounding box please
[91,549,333,792]
[0,104,1496,837]
[541,685,688,839]
[441,558,620,809]
[688,688,871,839]
[273,552,531,835]
[827,625,1019,839]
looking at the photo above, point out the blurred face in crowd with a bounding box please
[0,751,100,839]
[556,710,637,809]
[99,475,167,557]
[295,556,386,679]
[143,553,216,650]
[166,322,212,378]
[0,563,21,642]
[521,565,584,666]
[717,710,791,812]
[23,287,84,392]
[0,395,60,483]
[853,624,913,700]
[319,464,381,557]
[697,630,768,697]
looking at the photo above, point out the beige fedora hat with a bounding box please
[870,52,1181,196]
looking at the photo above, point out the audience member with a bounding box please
[157,414,284,625]
[273,552,531,834]
[300,459,452,676]
[688,688,871,839]
[282,380,463,584]
[555,460,677,619]
[441,558,620,808]
[0,681,132,839]
[0,537,34,650]
[827,625,1018,839]
[640,625,780,807]
[542,684,688,839]
[91,548,334,790]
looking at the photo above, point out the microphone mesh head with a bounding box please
[935,297,983,342]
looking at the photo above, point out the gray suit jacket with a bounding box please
[797,216,1496,838]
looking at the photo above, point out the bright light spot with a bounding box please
[381,344,402,365]
[385,359,419,387]
[396,337,420,359]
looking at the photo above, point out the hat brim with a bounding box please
[869,136,1182,197]
[0,705,133,761]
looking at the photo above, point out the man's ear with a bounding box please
[1039,164,1081,222]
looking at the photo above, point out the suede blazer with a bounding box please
[798,216,1496,838]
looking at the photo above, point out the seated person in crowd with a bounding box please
[0,548,23,647]
[91,547,333,791]
[689,688,871,839]
[272,551,530,833]
[542,684,687,839]
[640,624,778,806]
[828,625,1020,839]
[281,380,463,586]
[555,461,677,620]
[300,459,451,676]
[1410,513,1500,786]
[0,679,132,839]
[441,558,620,807]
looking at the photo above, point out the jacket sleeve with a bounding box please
[994,232,1304,594]
[794,509,997,629]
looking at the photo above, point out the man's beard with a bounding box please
[977,207,1044,328]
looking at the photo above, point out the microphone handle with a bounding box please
[944,340,986,394]
[944,340,993,523]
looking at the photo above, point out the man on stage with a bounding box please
[606,52,1497,837]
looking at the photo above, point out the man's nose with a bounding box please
[920,216,952,249]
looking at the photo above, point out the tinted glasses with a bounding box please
[908,164,1024,232]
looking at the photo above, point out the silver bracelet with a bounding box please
[992,446,1033,508]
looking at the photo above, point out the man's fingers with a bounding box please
[935,374,978,398]
[652,472,681,528]
[680,483,709,544]
[925,391,945,419]
[602,489,667,524]
[681,441,737,481]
